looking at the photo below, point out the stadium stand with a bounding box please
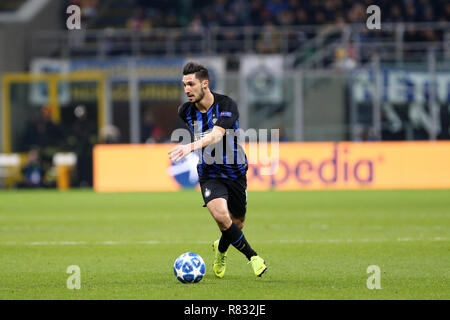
[2,0,450,187]
[33,0,444,62]
[82,0,450,29]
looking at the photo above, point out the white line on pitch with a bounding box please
[0,237,448,246]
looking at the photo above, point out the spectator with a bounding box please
[421,5,435,22]
[387,5,403,23]
[265,0,288,18]
[165,12,179,28]
[249,0,264,26]
[202,7,220,29]
[146,126,165,144]
[229,0,250,26]
[276,9,295,26]
[141,110,156,143]
[405,4,418,22]
[445,3,450,22]
[80,0,98,20]
[213,0,228,18]
[323,0,339,22]
[126,8,151,30]
[141,110,165,143]
[99,125,121,144]
[287,0,301,12]
[334,47,357,70]
[294,8,309,25]
[186,14,205,53]
[354,125,376,142]
[17,149,44,188]
[22,105,64,152]
[314,10,327,25]
[256,21,281,53]
[67,105,97,187]
[347,2,366,23]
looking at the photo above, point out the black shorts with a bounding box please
[199,175,247,218]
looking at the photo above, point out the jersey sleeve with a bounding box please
[215,98,239,130]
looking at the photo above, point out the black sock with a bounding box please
[219,222,257,260]
[218,233,231,253]
[219,222,241,252]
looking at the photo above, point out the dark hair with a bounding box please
[182,62,209,81]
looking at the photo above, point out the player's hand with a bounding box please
[168,144,192,162]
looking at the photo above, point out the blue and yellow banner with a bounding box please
[93,142,450,192]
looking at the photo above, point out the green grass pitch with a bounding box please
[0,189,449,300]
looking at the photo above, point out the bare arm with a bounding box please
[168,126,226,162]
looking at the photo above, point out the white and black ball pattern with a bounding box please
[173,252,206,283]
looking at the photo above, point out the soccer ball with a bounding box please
[173,252,206,283]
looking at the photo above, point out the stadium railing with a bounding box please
[29,22,450,67]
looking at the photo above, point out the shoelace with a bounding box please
[218,253,227,265]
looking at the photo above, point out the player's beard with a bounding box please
[194,87,205,103]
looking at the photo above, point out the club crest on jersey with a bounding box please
[212,118,217,124]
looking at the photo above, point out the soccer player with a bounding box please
[169,62,267,278]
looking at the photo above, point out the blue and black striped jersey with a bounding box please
[178,92,248,180]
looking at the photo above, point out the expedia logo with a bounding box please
[248,144,380,187]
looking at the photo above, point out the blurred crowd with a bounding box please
[68,0,450,33]
[123,0,450,29]
[63,0,449,57]
[115,0,446,29]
